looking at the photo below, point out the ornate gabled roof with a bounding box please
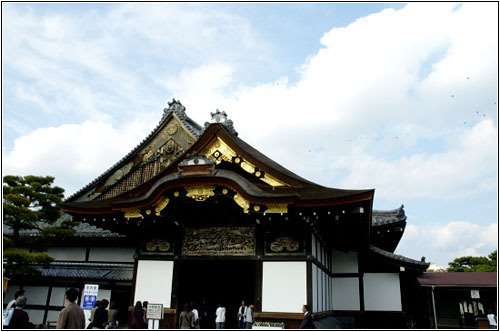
[62,106,374,215]
[65,99,202,203]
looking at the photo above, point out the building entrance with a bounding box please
[176,259,257,329]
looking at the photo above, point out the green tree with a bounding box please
[3,175,76,279]
[447,250,497,272]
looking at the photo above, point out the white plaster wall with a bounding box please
[47,310,61,324]
[49,287,67,306]
[25,309,45,326]
[331,250,358,273]
[23,286,48,305]
[134,260,174,307]
[363,273,402,311]
[88,247,135,262]
[312,265,318,312]
[262,262,306,313]
[332,277,360,310]
[47,247,86,261]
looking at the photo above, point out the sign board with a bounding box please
[471,289,480,299]
[146,303,164,320]
[81,284,99,310]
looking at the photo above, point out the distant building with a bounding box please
[4,100,430,328]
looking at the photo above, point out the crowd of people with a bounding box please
[3,288,327,330]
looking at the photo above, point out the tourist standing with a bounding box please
[107,302,119,329]
[7,296,33,329]
[3,289,25,327]
[57,288,86,329]
[215,303,226,329]
[245,304,254,329]
[299,304,314,329]
[130,301,145,329]
[237,300,247,329]
[179,303,194,329]
[91,299,109,329]
[487,309,497,329]
[191,302,200,329]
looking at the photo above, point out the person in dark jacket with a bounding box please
[8,296,33,329]
[91,299,109,329]
[130,301,145,329]
[299,304,315,329]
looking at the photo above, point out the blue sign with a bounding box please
[82,295,97,309]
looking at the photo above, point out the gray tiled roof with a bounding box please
[371,204,406,227]
[36,262,133,281]
[369,244,429,269]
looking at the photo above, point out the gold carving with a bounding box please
[166,123,178,135]
[203,137,287,187]
[270,236,300,252]
[253,205,261,212]
[233,194,250,213]
[186,186,215,201]
[265,203,288,214]
[122,208,142,219]
[154,197,170,215]
[222,188,228,195]
[183,227,255,256]
[145,239,171,252]
[174,191,180,197]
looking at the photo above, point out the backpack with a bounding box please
[3,307,14,327]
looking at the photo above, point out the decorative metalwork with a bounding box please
[186,186,215,201]
[183,227,255,256]
[122,208,142,219]
[270,237,300,252]
[144,239,172,253]
[265,233,305,255]
[265,203,288,214]
[154,197,170,215]
[203,137,287,187]
[233,194,250,213]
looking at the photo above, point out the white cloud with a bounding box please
[398,221,498,267]
[3,117,157,197]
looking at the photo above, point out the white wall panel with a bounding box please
[134,260,174,307]
[49,287,67,306]
[47,247,86,261]
[262,262,306,313]
[46,310,61,324]
[23,286,48,305]
[332,277,360,310]
[25,309,45,326]
[331,250,358,273]
[363,273,402,311]
[89,247,135,262]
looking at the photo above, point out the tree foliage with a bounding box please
[2,175,75,280]
[447,250,497,272]
[3,175,66,244]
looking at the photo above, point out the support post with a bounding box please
[431,286,438,329]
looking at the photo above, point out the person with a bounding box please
[179,303,194,329]
[57,288,86,329]
[3,289,25,327]
[91,299,109,329]
[487,309,497,329]
[191,302,200,329]
[237,300,247,329]
[142,301,149,327]
[245,304,254,329]
[215,303,226,329]
[87,300,100,329]
[130,301,145,329]
[299,304,314,329]
[107,302,119,329]
[199,300,210,329]
[7,296,33,329]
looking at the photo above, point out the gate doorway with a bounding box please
[176,259,257,329]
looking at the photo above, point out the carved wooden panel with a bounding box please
[182,227,255,256]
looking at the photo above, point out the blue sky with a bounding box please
[2,2,498,269]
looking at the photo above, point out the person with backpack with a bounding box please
[3,289,25,327]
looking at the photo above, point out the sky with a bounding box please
[2,2,498,269]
